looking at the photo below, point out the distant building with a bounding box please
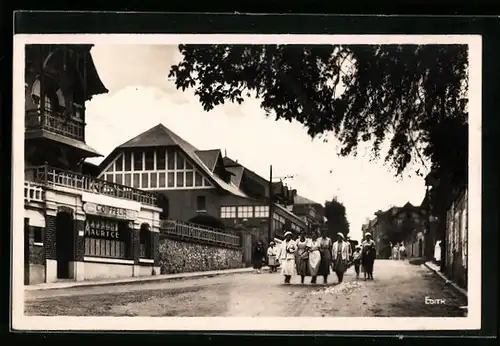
[364,202,426,259]
[290,194,325,235]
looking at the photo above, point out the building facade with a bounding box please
[291,195,325,235]
[24,44,161,285]
[96,124,307,248]
[364,202,426,259]
[444,187,468,289]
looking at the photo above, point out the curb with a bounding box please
[26,266,269,292]
[422,262,468,299]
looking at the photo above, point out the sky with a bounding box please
[84,44,429,242]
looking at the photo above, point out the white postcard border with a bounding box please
[12,34,482,331]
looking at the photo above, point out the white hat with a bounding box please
[337,232,344,238]
[365,232,372,237]
[284,231,292,237]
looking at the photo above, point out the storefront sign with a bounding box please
[83,202,138,220]
[85,218,120,240]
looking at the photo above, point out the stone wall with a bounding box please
[158,235,244,274]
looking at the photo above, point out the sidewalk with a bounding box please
[25,266,269,291]
[423,261,468,298]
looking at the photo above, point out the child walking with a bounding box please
[353,245,362,279]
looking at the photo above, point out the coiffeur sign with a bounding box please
[83,202,138,220]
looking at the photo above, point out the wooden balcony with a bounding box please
[26,165,158,206]
[160,219,241,247]
[25,108,84,141]
[24,181,45,203]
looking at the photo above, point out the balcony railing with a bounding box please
[160,219,241,247]
[24,181,45,203]
[25,108,84,141]
[26,165,158,206]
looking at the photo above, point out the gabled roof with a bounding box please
[294,194,321,206]
[196,149,221,171]
[117,124,179,148]
[226,166,245,187]
[99,124,248,198]
[223,156,239,167]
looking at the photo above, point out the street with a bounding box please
[24,260,467,317]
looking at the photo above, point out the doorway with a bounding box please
[56,211,74,279]
[418,238,423,258]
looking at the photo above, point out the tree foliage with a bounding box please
[169,44,468,177]
[324,197,350,239]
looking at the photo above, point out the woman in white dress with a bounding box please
[307,230,322,284]
[267,241,279,272]
[279,231,297,284]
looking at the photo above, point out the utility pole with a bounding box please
[268,165,273,246]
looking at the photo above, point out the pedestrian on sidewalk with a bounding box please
[295,230,311,284]
[332,232,351,284]
[252,241,266,274]
[267,241,279,273]
[317,228,333,284]
[352,245,362,279]
[307,230,322,283]
[279,231,297,284]
[399,243,407,260]
[361,232,376,280]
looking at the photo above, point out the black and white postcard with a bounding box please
[12,33,481,331]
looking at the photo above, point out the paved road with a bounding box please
[24,260,467,317]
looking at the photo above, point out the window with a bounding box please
[167,148,175,169]
[115,155,123,171]
[186,161,193,170]
[158,172,166,188]
[272,213,285,232]
[157,148,166,170]
[84,217,128,259]
[185,171,194,187]
[133,173,140,188]
[176,153,185,169]
[195,172,203,186]
[167,172,175,187]
[176,172,184,187]
[197,196,207,212]
[221,206,237,218]
[238,206,253,218]
[124,173,132,187]
[33,226,43,244]
[141,173,149,188]
[254,206,270,218]
[203,178,211,186]
[133,151,143,171]
[145,150,154,170]
[105,174,114,183]
[150,173,157,188]
[124,152,132,171]
[106,162,114,172]
[115,174,123,185]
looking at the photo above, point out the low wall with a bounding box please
[158,234,244,274]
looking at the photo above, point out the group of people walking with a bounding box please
[253,229,377,285]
